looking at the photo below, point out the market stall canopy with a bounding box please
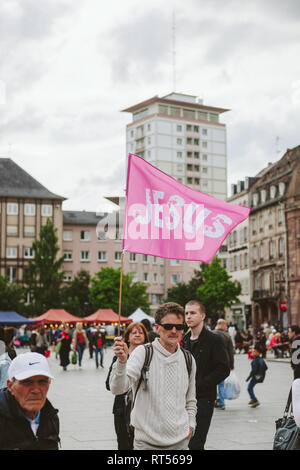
[129,308,155,324]
[30,309,83,324]
[82,309,132,324]
[0,311,35,325]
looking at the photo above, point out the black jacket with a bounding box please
[213,329,235,370]
[0,388,60,450]
[182,327,230,402]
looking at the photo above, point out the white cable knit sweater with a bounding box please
[110,338,197,448]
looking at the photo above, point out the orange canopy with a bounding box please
[82,309,132,324]
[31,309,83,324]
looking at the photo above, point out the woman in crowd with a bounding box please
[72,322,89,368]
[57,325,72,371]
[106,322,149,450]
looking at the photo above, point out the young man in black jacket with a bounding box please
[182,300,230,450]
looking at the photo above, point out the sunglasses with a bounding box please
[158,323,185,331]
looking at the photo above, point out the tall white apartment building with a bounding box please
[122,92,230,291]
[122,92,229,200]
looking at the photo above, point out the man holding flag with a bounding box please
[110,302,197,450]
[111,153,250,449]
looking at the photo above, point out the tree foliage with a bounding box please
[23,219,65,316]
[197,256,241,323]
[89,267,151,316]
[61,270,92,317]
[0,276,24,312]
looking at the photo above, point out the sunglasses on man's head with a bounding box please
[158,323,185,331]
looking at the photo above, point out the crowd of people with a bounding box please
[0,308,300,451]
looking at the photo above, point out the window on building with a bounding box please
[252,218,257,234]
[153,273,158,283]
[41,204,53,217]
[194,125,199,132]
[202,141,207,148]
[114,252,122,262]
[6,225,18,236]
[279,238,284,258]
[171,273,180,284]
[80,230,90,241]
[177,152,183,159]
[80,250,90,262]
[24,247,35,259]
[260,243,264,262]
[177,124,182,132]
[202,154,208,161]
[6,247,17,258]
[98,251,107,262]
[6,267,17,283]
[269,240,275,260]
[24,226,35,237]
[97,231,107,241]
[260,189,267,203]
[259,215,264,232]
[143,254,148,263]
[278,207,284,225]
[183,109,195,119]
[177,138,182,145]
[7,203,18,215]
[187,164,193,171]
[130,253,137,262]
[202,167,208,174]
[194,152,199,159]
[170,259,180,266]
[270,185,276,199]
[187,152,192,158]
[171,107,180,117]
[64,251,73,262]
[194,178,200,185]
[24,203,36,216]
[268,211,273,229]
[253,246,257,265]
[153,256,158,264]
[198,112,208,121]
[143,272,149,282]
[63,230,73,241]
[158,105,168,115]
[187,177,193,184]
[202,128,207,136]
[64,273,73,282]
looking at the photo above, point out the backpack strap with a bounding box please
[132,343,153,409]
[180,346,193,378]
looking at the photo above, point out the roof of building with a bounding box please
[121,95,230,114]
[0,158,65,200]
[63,210,106,225]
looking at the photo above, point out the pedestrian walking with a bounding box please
[213,319,235,410]
[110,302,197,451]
[72,322,89,368]
[106,322,149,450]
[0,352,60,450]
[0,327,12,390]
[182,300,230,450]
[93,326,106,368]
[140,318,159,342]
[57,326,72,371]
[246,343,268,408]
[288,325,300,379]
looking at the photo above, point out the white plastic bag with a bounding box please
[223,370,241,400]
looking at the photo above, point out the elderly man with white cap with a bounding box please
[0,352,60,450]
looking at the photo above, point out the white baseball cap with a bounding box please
[8,352,54,381]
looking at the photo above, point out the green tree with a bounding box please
[197,256,241,323]
[62,270,92,317]
[89,267,151,316]
[23,219,65,316]
[0,276,25,312]
[165,269,204,306]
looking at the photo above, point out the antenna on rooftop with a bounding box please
[172,8,177,92]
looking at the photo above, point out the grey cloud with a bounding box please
[103,9,171,83]
[0,106,45,135]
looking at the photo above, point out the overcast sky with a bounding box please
[0,0,299,212]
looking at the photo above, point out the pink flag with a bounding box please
[122,154,251,263]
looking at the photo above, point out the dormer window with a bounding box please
[253,193,259,206]
[270,185,276,199]
[279,182,285,196]
[260,189,266,203]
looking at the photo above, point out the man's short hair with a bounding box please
[185,300,206,314]
[217,319,227,327]
[289,325,300,335]
[155,302,185,325]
